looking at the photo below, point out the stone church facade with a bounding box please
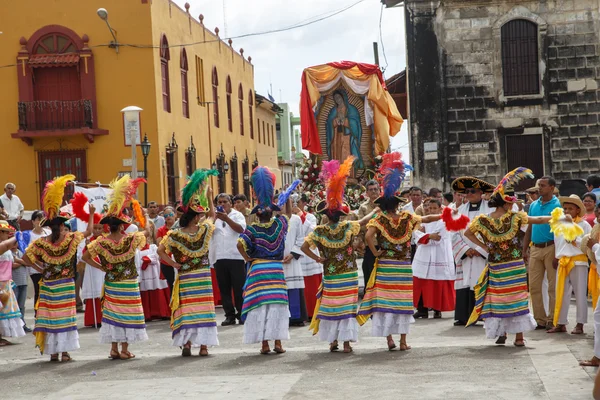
[403,0,600,189]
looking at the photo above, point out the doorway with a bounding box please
[505,134,544,191]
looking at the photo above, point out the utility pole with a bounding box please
[373,42,380,66]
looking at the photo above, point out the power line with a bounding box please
[378,3,389,73]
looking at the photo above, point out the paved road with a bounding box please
[1,297,596,399]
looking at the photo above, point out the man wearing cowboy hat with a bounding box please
[449,176,495,326]
[548,194,591,335]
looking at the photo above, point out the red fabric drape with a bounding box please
[300,71,322,154]
[326,61,386,89]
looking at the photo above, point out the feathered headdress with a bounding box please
[131,200,146,228]
[71,192,102,224]
[550,207,584,242]
[41,174,75,226]
[180,168,219,213]
[277,179,301,208]
[316,156,354,215]
[250,166,280,214]
[374,152,411,205]
[100,174,146,224]
[492,167,534,203]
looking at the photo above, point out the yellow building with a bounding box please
[0,0,280,208]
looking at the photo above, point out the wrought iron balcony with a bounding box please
[18,100,93,131]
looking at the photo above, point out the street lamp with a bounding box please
[121,106,142,180]
[96,8,119,53]
[141,134,151,206]
[224,161,230,174]
[211,161,217,170]
[243,172,249,181]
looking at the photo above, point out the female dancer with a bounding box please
[237,167,290,355]
[301,157,377,353]
[22,175,94,361]
[158,169,219,357]
[82,175,148,360]
[0,222,25,346]
[465,168,552,346]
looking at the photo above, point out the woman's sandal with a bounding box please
[495,335,507,345]
[513,339,526,347]
[120,351,136,360]
[273,346,286,354]
[329,341,339,352]
[61,353,72,362]
[0,338,13,346]
[580,357,600,367]
[260,346,271,355]
[547,325,567,334]
[50,354,59,362]
[571,326,584,335]
[109,350,121,360]
[387,340,397,351]
[343,344,353,353]
[399,342,411,351]
[199,346,209,357]
[182,346,192,357]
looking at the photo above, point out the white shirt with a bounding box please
[27,228,50,275]
[150,215,165,230]
[210,209,247,262]
[402,202,420,214]
[0,193,24,220]
[555,220,592,258]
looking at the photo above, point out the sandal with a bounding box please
[513,339,525,347]
[495,335,507,345]
[50,354,59,362]
[273,346,286,354]
[61,353,72,362]
[199,346,209,357]
[0,338,13,346]
[260,346,271,355]
[571,326,584,335]
[120,351,136,360]
[343,343,353,353]
[329,341,339,352]
[546,325,567,333]
[109,350,121,360]
[580,356,600,367]
[399,342,411,351]
[182,346,192,357]
[387,339,397,351]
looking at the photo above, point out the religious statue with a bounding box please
[325,89,363,168]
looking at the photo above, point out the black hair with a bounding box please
[379,198,400,212]
[488,193,507,208]
[400,189,410,197]
[232,194,248,203]
[539,176,556,187]
[31,210,44,221]
[587,175,600,189]
[50,224,61,243]
[257,209,273,223]
[443,192,454,203]
[365,179,379,188]
[583,192,597,203]
[179,209,200,228]
[325,210,342,223]
[428,188,441,197]
[300,194,310,203]
[409,186,422,194]
[428,198,442,208]
[216,193,232,203]
[109,221,122,233]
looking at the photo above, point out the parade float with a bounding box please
[299,61,403,210]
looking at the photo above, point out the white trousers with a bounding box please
[556,264,588,325]
[595,298,600,358]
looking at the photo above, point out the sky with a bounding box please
[173,0,409,157]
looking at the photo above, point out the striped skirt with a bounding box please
[316,270,359,321]
[358,259,414,319]
[170,268,218,346]
[467,260,531,326]
[100,279,147,344]
[34,278,79,354]
[241,260,288,320]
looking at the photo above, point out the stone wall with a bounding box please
[406,0,600,186]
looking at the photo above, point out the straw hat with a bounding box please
[0,220,15,233]
[559,194,585,217]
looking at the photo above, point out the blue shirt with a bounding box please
[591,188,600,205]
[528,196,561,244]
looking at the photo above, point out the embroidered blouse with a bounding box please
[469,211,528,263]
[26,231,85,280]
[86,232,146,282]
[160,222,215,272]
[367,212,421,260]
[238,215,288,260]
[305,221,360,276]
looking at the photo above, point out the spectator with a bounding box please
[357,180,380,289]
[583,193,598,227]
[442,192,454,207]
[428,188,443,200]
[587,175,600,204]
[26,211,50,310]
[11,242,30,332]
[156,206,177,292]
[402,186,423,214]
[0,183,24,231]
[210,193,246,326]
[233,194,257,225]
[147,201,165,230]
[524,186,540,213]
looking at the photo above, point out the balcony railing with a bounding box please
[18,100,93,131]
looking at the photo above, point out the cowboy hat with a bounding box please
[559,194,585,218]
[451,177,495,193]
[0,220,15,233]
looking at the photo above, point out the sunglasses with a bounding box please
[164,212,175,217]
[465,189,479,194]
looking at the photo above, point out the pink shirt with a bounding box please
[0,250,14,281]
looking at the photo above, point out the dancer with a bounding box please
[158,169,219,357]
[301,157,377,353]
[465,168,552,346]
[297,194,322,319]
[82,175,148,360]
[0,222,25,346]
[237,166,290,354]
[22,175,94,361]
[580,225,600,366]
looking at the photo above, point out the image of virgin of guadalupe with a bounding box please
[326,89,364,169]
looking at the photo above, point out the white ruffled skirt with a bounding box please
[173,327,219,347]
[43,331,80,354]
[99,324,149,344]
[0,317,25,338]
[483,314,537,339]
[371,312,415,337]
[318,318,359,343]
[243,304,290,344]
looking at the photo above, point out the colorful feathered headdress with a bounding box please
[374,152,411,206]
[100,174,146,224]
[41,174,75,227]
[316,156,354,215]
[492,167,534,203]
[250,166,280,215]
[180,168,219,214]
[277,179,301,208]
[71,192,102,225]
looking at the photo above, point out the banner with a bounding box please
[72,186,112,231]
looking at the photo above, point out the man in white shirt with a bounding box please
[147,201,165,230]
[1,182,24,230]
[210,193,247,326]
[402,186,423,214]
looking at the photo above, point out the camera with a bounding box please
[216,206,224,213]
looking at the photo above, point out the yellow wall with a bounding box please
[0,0,280,209]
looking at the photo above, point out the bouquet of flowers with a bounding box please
[344,185,366,211]
[298,157,320,191]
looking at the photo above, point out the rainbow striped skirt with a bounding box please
[468,260,530,325]
[102,279,146,330]
[358,259,413,320]
[241,260,288,320]
[34,278,77,334]
[171,267,217,337]
[316,270,359,321]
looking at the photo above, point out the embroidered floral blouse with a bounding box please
[238,215,288,260]
[160,222,215,272]
[367,212,421,261]
[26,231,85,280]
[305,221,360,276]
[86,232,146,282]
[469,211,528,263]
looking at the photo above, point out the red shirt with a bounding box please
[585,213,596,227]
[156,225,170,241]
